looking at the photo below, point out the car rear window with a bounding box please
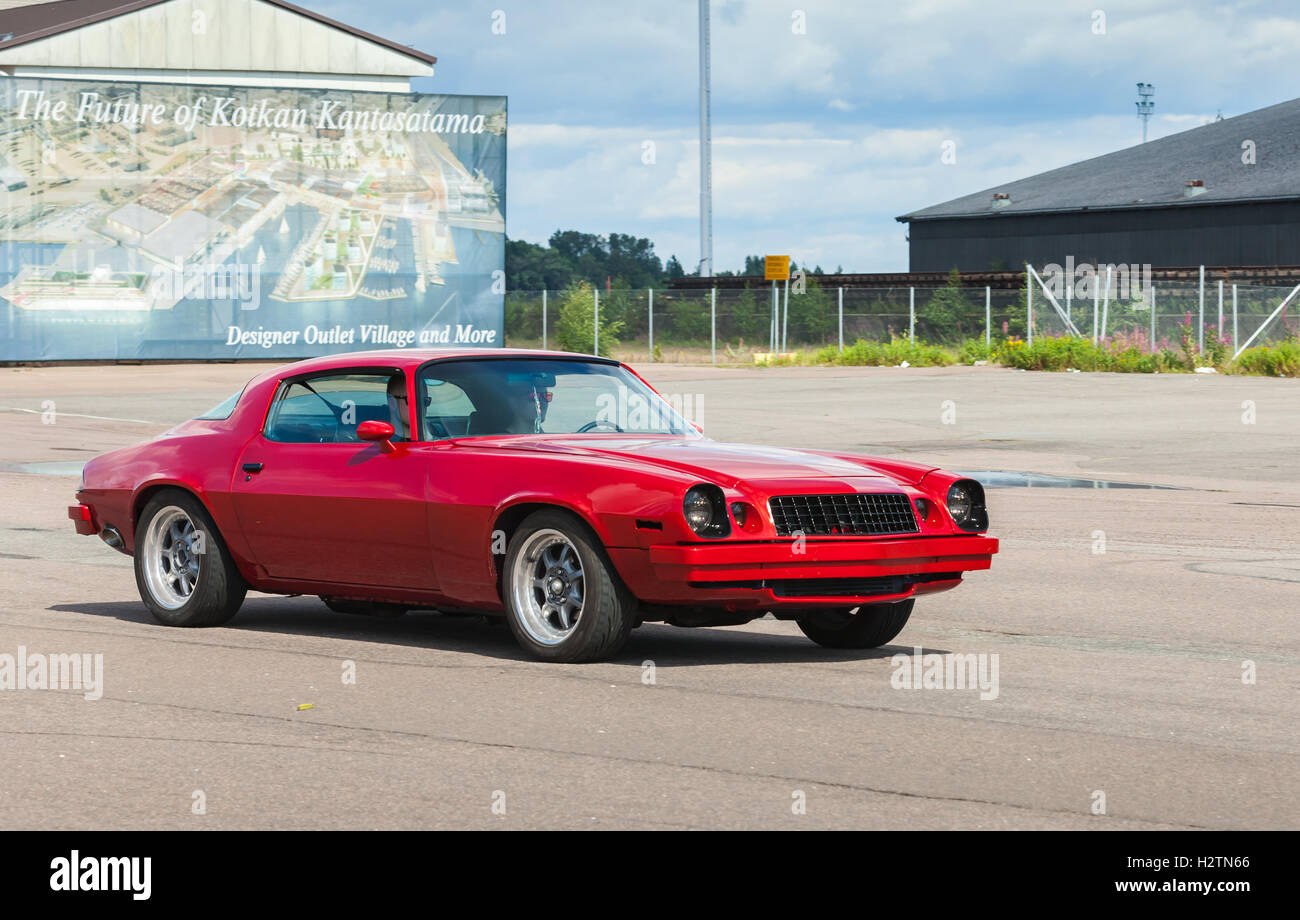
[194,386,245,420]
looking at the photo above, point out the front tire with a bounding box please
[503,510,636,662]
[796,599,914,649]
[134,490,246,627]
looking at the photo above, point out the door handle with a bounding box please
[242,462,264,473]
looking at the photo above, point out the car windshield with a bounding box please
[417,358,699,439]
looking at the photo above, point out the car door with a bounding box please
[230,370,436,590]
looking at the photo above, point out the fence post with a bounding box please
[1100,265,1112,342]
[1092,276,1099,343]
[770,281,777,354]
[593,288,599,355]
[985,285,991,347]
[542,290,548,350]
[1026,268,1033,346]
[909,287,915,343]
[1149,283,1156,354]
[648,288,654,359]
[1232,284,1238,348]
[710,287,716,365]
[1217,279,1224,335]
[782,278,789,353]
[1198,265,1205,353]
[838,287,844,352]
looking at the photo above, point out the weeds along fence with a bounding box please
[503,277,1300,364]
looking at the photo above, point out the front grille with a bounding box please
[769,493,919,537]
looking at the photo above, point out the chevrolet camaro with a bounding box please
[69,349,998,661]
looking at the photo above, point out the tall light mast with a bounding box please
[1136,82,1155,143]
[698,0,712,277]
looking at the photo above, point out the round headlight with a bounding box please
[946,484,973,523]
[684,487,714,532]
[945,479,988,532]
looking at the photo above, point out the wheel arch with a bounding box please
[488,499,618,601]
[131,480,204,537]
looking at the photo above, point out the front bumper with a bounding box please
[610,534,998,608]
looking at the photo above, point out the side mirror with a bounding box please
[357,420,396,453]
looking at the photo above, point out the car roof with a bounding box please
[246,348,615,387]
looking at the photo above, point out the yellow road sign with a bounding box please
[764,255,790,281]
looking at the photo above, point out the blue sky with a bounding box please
[320,0,1300,273]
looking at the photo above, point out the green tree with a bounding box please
[554,281,623,356]
[917,268,975,343]
[664,293,710,342]
[788,274,835,345]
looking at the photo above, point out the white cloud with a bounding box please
[332,0,1300,271]
[506,109,1215,272]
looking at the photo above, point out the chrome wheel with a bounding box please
[141,506,202,610]
[511,528,585,646]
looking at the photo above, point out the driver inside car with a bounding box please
[385,375,411,441]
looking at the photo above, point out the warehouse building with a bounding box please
[898,96,1300,272]
[0,0,435,90]
[1,0,508,362]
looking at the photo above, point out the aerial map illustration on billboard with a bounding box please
[0,78,506,360]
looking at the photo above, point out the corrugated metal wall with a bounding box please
[907,200,1300,271]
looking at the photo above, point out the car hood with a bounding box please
[459,436,911,489]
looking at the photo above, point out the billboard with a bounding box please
[0,78,506,360]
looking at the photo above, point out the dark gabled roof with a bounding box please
[0,0,436,64]
[898,96,1300,222]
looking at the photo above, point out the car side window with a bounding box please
[265,373,403,443]
[421,377,478,439]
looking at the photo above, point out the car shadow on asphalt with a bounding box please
[48,597,947,666]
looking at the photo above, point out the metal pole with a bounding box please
[1198,264,1205,353]
[648,288,654,358]
[542,289,547,350]
[782,277,789,353]
[1026,267,1033,346]
[593,288,599,355]
[1100,265,1111,342]
[1025,263,1083,336]
[1149,283,1156,353]
[1217,279,1224,335]
[1092,275,1099,343]
[838,286,844,352]
[710,287,716,365]
[985,285,991,346]
[770,281,777,354]
[697,0,712,278]
[909,287,915,343]
[1232,284,1238,348]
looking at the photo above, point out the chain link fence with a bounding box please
[504,276,1300,364]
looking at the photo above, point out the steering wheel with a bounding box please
[577,420,624,433]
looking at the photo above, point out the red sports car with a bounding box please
[69,349,997,661]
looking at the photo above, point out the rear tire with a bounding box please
[134,490,246,627]
[796,599,914,649]
[503,510,636,662]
